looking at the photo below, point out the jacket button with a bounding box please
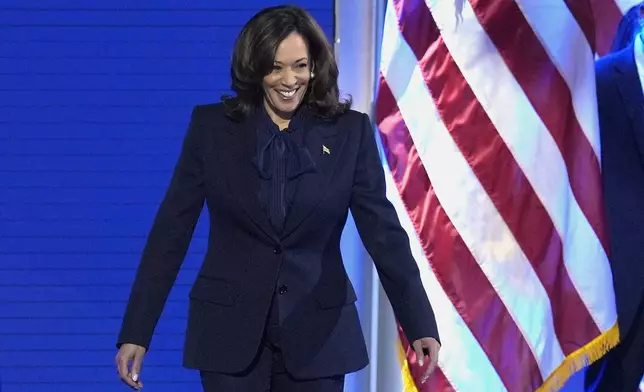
[273,247,282,254]
[278,285,288,294]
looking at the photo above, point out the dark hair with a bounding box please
[222,5,351,120]
[610,2,644,53]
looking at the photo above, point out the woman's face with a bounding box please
[262,32,311,121]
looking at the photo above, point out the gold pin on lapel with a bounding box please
[322,145,331,155]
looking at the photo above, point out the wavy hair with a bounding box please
[222,5,351,120]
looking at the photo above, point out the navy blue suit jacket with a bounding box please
[596,46,644,340]
[117,103,439,378]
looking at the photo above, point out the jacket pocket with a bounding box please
[315,280,358,309]
[189,276,238,306]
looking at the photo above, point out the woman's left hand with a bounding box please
[412,337,441,383]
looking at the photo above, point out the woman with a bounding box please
[115,5,440,391]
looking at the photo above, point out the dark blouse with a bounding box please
[251,107,317,233]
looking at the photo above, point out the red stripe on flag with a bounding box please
[563,0,597,53]
[590,0,625,55]
[377,77,543,391]
[392,0,440,56]
[470,0,609,255]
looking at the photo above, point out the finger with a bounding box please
[422,344,440,383]
[130,352,144,389]
[117,355,138,389]
[412,341,425,367]
[424,351,438,379]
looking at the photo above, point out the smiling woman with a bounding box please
[261,34,312,125]
[114,5,440,392]
[222,5,351,126]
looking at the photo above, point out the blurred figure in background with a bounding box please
[611,3,644,53]
[587,2,644,390]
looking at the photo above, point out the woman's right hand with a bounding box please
[115,343,146,390]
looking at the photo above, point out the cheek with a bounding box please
[262,76,278,92]
[298,76,311,90]
[263,84,273,97]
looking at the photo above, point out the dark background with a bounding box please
[0,1,334,390]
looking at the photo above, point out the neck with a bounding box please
[263,100,293,130]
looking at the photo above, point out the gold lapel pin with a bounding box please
[322,145,331,155]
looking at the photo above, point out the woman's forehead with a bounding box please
[274,33,309,60]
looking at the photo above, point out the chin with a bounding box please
[269,90,305,116]
[275,102,300,115]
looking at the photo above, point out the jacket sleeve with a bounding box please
[117,106,206,350]
[349,113,439,344]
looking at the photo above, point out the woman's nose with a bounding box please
[281,69,297,87]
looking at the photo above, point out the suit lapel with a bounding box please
[613,44,644,162]
[215,118,278,242]
[280,120,346,240]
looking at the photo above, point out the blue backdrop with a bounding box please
[0,1,334,391]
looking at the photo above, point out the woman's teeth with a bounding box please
[278,89,297,99]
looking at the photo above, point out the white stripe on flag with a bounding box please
[514,0,601,160]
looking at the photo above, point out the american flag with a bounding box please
[374,0,640,391]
